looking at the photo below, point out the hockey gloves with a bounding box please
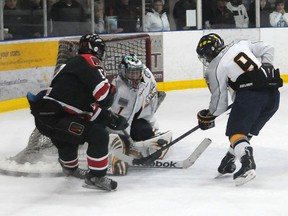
[197,109,216,130]
[102,110,128,130]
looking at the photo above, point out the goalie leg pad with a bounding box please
[130,131,172,159]
[108,134,129,175]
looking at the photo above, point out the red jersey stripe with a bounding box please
[94,81,110,101]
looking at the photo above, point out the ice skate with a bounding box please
[233,146,256,186]
[215,151,236,178]
[84,173,117,191]
[62,167,87,179]
[59,159,87,179]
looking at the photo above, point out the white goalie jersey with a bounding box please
[110,66,158,134]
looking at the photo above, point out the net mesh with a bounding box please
[55,34,151,81]
[0,34,151,177]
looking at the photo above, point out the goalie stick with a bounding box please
[131,125,201,166]
[113,138,212,169]
[132,104,233,166]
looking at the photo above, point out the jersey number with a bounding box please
[234,52,258,72]
[97,68,106,79]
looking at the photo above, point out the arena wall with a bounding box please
[0,29,287,112]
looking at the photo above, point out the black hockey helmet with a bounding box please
[196,33,225,66]
[78,33,105,60]
[118,54,144,89]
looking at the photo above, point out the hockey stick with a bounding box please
[0,167,64,177]
[132,104,233,166]
[115,127,205,167]
[131,125,200,165]
[113,138,211,169]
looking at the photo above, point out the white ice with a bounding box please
[0,86,288,216]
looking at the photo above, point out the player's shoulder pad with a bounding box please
[79,54,101,68]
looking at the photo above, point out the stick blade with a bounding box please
[182,138,212,169]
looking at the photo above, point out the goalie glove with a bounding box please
[197,109,216,130]
[106,111,128,130]
[98,109,129,130]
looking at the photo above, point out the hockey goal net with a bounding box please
[0,34,151,177]
[56,34,151,81]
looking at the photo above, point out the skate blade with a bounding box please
[214,172,233,179]
[82,184,114,191]
[214,173,225,179]
[234,169,256,186]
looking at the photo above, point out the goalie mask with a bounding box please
[196,33,225,66]
[118,54,144,89]
[78,33,105,60]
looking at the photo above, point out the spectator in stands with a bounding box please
[5,0,18,9]
[3,28,13,40]
[211,0,235,29]
[94,1,105,34]
[242,0,253,11]
[23,0,44,38]
[173,0,196,30]
[144,0,170,32]
[270,0,288,27]
[226,0,249,27]
[50,0,88,36]
[202,0,216,29]
[47,0,57,18]
[3,0,29,39]
[267,0,288,8]
[249,0,272,27]
[107,0,141,33]
[21,0,42,9]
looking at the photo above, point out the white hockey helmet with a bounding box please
[118,54,144,89]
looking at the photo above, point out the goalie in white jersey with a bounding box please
[196,33,282,186]
[107,54,171,175]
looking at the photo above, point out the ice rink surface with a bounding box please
[0,86,287,216]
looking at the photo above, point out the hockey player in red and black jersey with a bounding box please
[27,34,128,191]
[196,33,282,186]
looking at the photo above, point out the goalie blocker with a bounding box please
[108,131,172,175]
